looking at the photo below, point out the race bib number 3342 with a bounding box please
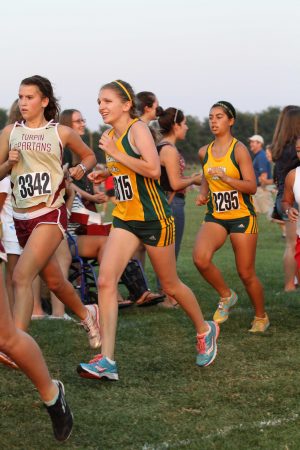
[18,172,52,199]
[213,190,240,212]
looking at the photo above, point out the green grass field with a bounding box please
[1,192,300,450]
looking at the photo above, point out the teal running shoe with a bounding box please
[213,289,238,324]
[196,321,219,367]
[77,354,119,380]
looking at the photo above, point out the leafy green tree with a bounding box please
[256,107,281,145]
[0,103,283,164]
[177,115,202,162]
[233,111,255,144]
[0,108,7,130]
[177,108,281,163]
[93,125,110,163]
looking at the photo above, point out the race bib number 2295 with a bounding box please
[213,190,240,212]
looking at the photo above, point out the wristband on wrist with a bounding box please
[78,163,87,173]
[285,208,291,216]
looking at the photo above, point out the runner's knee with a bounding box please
[0,328,18,353]
[97,272,118,292]
[237,268,255,285]
[12,269,32,289]
[45,275,66,293]
[193,251,211,271]
[160,279,181,298]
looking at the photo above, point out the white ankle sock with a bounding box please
[106,357,115,365]
[44,382,59,406]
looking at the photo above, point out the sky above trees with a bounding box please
[1,0,299,131]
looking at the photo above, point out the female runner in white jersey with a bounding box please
[0,75,100,360]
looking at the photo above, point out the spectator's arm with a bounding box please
[71,183,106,204]
[0,192,7,211]
[258,172,273,187]
[282,169,298,222]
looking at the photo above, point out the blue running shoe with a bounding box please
[196,321,220,367]
[77,354,119,380]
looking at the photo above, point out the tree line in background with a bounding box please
[0,106,281,164]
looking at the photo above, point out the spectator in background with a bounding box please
[249,134,273,215]
[134,91,161,268]
[265,144,286,238]
[157,107,201,256]
[270,105,298,228]
[62,110,163,308]
[60,109,103,212]
[156,107,202,307]
[136,91,160,125]
[272,107,300,291]
[101,174,116,218]
[45,108,102,319]
[282,136,300,272]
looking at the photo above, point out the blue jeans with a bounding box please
[170,195,185,259]
[156,195,185,289]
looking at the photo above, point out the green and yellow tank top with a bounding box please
[203,138,255,220]
[106,119,171,222]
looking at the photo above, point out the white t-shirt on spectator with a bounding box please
[0,176,19,243]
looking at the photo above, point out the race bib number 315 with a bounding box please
[18,172,52,199]
[213,190,240,212]
[114,175,133,201]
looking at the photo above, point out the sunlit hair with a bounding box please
[6,99,23,125]
[59,109,80,128]
[100,79,138,118]
[136,91,156,115]
[148,125,162,145]
[20,75,60,121]
[272,108,300,160]
[211,101,236,120]
[113,80,132,101]
[157,107,184,135]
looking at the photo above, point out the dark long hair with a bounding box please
[20,75,60,121]
[136,91,156,115]
[157,107,184,135]
[211,101,236,119]
[59,109,80,127]
[272,108,300,160]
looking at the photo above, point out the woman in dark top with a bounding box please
[272,107,300,291]
[157,107,201,259]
